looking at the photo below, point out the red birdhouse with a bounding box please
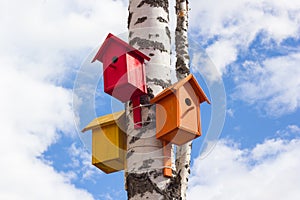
[92,33,150,102]
[92,33,151,128]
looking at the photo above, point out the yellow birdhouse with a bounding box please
[150,74,210,145]
[82,111,126,174]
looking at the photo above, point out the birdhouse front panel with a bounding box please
[82,111,126,174]
[178,82,201,137]
[103,54,128,95]
[92,125,126,174]
[101,40,127,70]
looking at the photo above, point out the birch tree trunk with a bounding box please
[174,1,192,200]
[126,0,180,199]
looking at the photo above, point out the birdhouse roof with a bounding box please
[92,33,150,63]
[81,110,125,132]
[150,74,210,104]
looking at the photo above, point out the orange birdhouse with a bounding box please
[150,74,210,145]
[82,111,126,174]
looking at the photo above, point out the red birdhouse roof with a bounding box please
[92,33,150,63]
[150,74,211,104]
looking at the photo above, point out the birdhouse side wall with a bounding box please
[117,126,127,151]
[103,53,147,102]
[197,101,201,136]
[155,93,179,140]
[126,53,147,95]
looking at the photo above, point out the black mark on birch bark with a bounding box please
[138,159,155,170]
[129,37,167,53]
[176,18,187,32]
[140,94,150,105]
[149,170,163,179]
[165,26,171,43]
[147,87,155,100]
[129,31,134,38]
[142,116,151,126]
[175,54,190,71]
[129,128,145,144]
[157,16,168,23]
[127,149,135,159]
[175,48,189,58]
[129,136,139,144]
[175,0,190,80]
[128,128,150,144]
[148,33,159,39]
[128,124,154,144]
[175,35,190,75]
[165,171,182,199]
[147,77,171,89]
[137,0,169,13]
[126,171,182,199]
[128,12,133,29]
[126,172,164,199]
[134,16,147,25]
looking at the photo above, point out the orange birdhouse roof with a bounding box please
[91,33,150,63]
[150,74,210,104]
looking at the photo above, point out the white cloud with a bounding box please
[287,125,300,134]
[189,0,300,74]
[190,0,300,44]
[0,0,127,83]
[0,67,93,200]
[190,51,223,83]
[276,124,300,138]
[226,108,234,118]
[187,0,300,116]
[0,0,128,199]
[233,53,300,116]
[205,40,237,74]
[188,138,300,200]
[67,143,102,181]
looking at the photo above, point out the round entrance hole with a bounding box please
[112,56,118,63]
[185,98,192,106]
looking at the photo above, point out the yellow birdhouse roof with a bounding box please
[150,74,210,104]
[81,110,125,132]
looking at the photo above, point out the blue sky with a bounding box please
[1,0,300,199]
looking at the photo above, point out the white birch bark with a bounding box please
[174,1,192,200]
[175,142,191,200]
[175,0,190,80]
[126,0,180,199]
